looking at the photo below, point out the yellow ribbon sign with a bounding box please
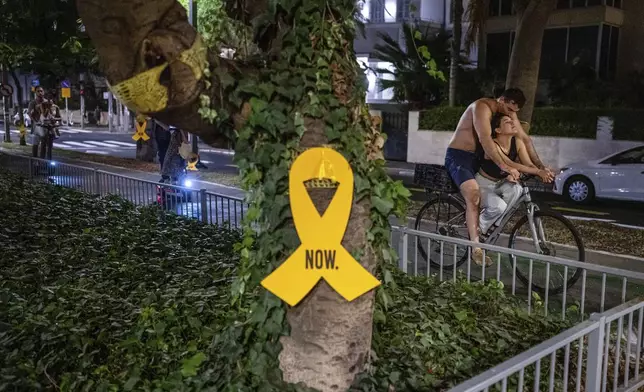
[186,153,199,171]
[261,147,381,307]
[109,35,207,114]
[132,121,150,141]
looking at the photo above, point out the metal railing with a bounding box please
[391,226,644,321]
[389,227,644,392]
[448,299,644,392]
[0,152,246,229]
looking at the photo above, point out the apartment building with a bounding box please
[355,0,474,103]
[358,0,643,104]
[483,0,640,81]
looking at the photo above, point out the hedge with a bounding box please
[0,171,576,391]
[419,107,644,141]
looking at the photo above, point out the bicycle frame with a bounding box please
[440,181,546,253]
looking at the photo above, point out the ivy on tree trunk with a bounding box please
[75,0,409,391]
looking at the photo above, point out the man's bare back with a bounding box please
[448,98,498,152]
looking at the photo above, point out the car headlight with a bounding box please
[183,179,193,188]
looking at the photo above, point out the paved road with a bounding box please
[388,163,644,231]
[9,126,644,229]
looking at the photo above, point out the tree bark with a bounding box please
[448,0,463,106]
[277,123,376,392]
[75,0,249,147]
[505,0,556,124]
[9,71,26,145]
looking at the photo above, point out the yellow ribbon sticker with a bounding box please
[186,153,199,171]
[132,121,150,141]
[109,35,207,114]
[18,123,26,136]
[260,147,381,307]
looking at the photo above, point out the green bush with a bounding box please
[419,107,644,141]
[418,106,465,131]
[0,171,574,391]
[610,109,644,141]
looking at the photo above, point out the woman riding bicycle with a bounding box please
[475,113,552,265]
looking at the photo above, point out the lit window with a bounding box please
[359,0,370,20]
[384,0,397,22]
[377,62,394,100]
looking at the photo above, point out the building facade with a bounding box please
[355,0,472,103]
[358,0,643,104]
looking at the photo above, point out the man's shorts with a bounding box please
[445,148,480,187]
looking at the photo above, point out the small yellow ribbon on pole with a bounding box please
[261,147,381,307]
[186,153,199,171]
[132,120,150,141]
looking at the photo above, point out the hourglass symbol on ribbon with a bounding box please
[260,147,381,307]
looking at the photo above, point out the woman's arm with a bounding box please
[516,138,537,168]
[494,143,541,176]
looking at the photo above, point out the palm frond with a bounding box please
[463,0,490,54]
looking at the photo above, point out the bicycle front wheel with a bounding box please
[414,193,468,270]
[507,210,585,295]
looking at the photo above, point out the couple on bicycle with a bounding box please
[445,88,554,266]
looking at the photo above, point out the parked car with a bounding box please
[13,109,31,127]
[554,145,644,204]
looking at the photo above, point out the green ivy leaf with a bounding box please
[372,196,394,215]
[181,352,207,378]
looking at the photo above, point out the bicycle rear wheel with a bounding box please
[507,210,585,295]
[414,193,468,270]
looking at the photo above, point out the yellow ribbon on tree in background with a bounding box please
[260,147,381,306]
[132,120,150,141]
[186,153,199,171]
[109,35,207,114]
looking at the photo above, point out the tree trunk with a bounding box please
[76,1,389,391]
[278,126,377,391]
[9,71,27,145]
[448,0,464,106]
[505,0,556,124]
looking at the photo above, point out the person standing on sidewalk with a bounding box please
[27,87,46,157]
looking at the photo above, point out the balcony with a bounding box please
[486,4,625,33]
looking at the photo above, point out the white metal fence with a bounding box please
[2,151,643,391]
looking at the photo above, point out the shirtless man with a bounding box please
[445,88,554,265]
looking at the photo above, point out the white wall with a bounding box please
[420,0,446,23]
[406,112,643,169]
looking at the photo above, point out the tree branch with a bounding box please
[75,0,261,146]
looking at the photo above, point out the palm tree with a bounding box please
[448,0,464,106]
[464,0,558,127]
[372,23,450,109]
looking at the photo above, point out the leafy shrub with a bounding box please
[0,172,243,391]
[418,106,465,131]
[353,272,574,390]
[610,109,644,141]
[0,171,574,391]
[419,107,644,140]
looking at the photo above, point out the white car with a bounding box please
[13,109,31,127]
[553,145,644,204]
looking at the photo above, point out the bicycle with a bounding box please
[412,163,585,295]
